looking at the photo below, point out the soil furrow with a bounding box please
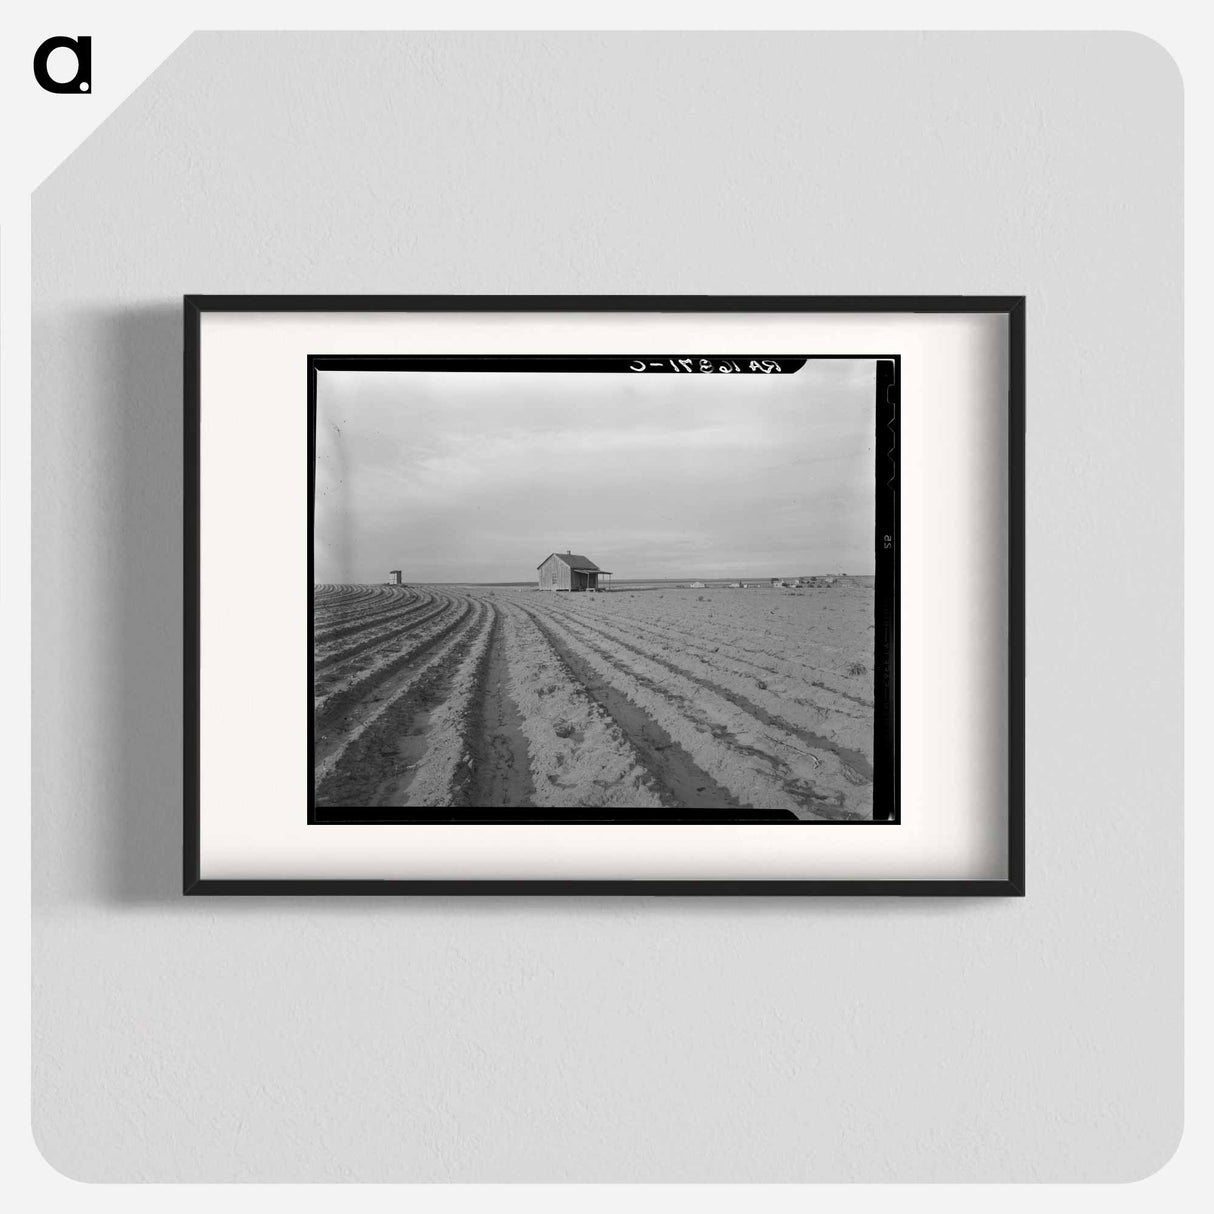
[314,597,454,673]
[529,606,859,819]
[520,608,745,812]
[569,601,875,709]
[313,596,465,709]
[313,592,428,644]
[453,607,537,809]
[313,599,474,753]
[316,603,491,805]
[555,607,874,784]
[490,603,665,810]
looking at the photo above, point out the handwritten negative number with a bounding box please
[628,358,783,374]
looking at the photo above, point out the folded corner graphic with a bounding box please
[3,18,189,205]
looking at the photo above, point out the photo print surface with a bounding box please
[310,355,898,823]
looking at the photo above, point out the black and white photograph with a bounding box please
[310,354,898,822]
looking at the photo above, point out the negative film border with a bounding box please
[307,353,898,827]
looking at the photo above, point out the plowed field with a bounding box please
[313,582,875,819]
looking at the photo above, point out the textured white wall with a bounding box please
[31,32,1182,1181]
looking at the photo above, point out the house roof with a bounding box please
[537,552,600,570]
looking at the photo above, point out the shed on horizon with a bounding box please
[537,551,612,592]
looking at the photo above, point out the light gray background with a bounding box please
[32,33,1182,1181]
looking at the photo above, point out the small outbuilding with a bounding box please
[388,569,403,585]
[537,551,612,592]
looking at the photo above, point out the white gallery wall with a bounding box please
[31,32,1181,1181]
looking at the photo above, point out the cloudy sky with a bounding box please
[314,361,877,583]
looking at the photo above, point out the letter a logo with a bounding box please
[34,36,92,94]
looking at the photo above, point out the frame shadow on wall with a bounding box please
[95,305,185,904]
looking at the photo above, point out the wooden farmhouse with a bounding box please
[537,551,612,592]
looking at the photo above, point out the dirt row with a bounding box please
[314,591,455,674]
[315,598,491,803]
[314,588,425,645]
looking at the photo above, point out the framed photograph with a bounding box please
[185,296,1024,894]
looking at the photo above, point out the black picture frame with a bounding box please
[184,295,1025,896]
